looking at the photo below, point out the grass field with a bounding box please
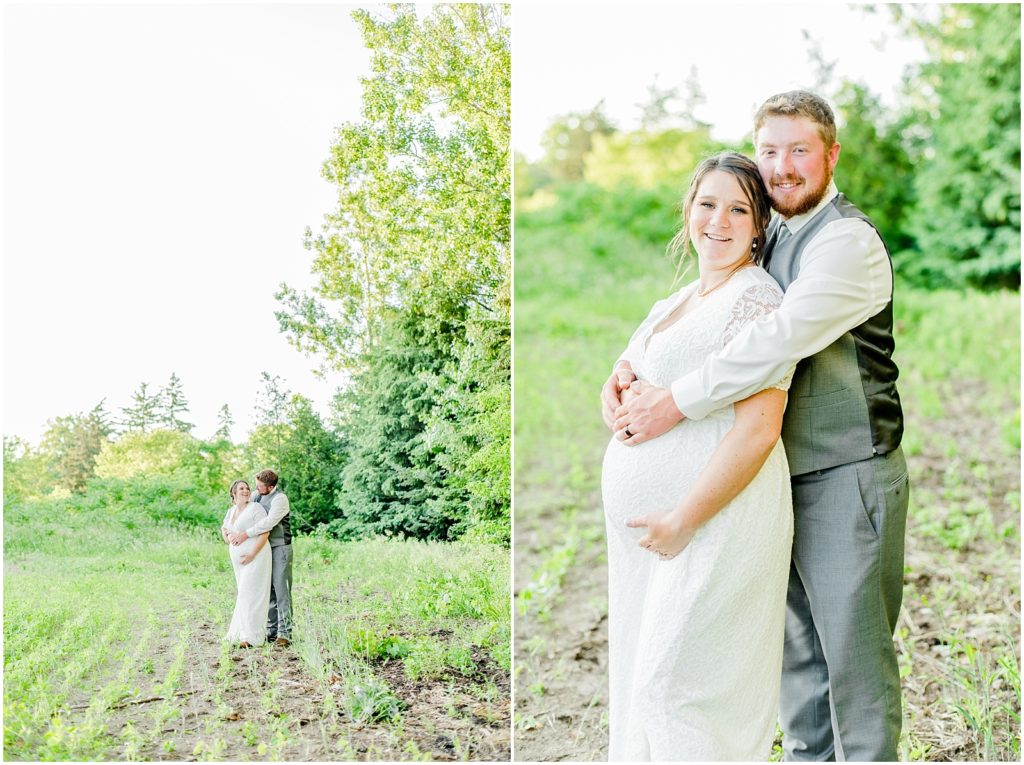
[512,207,1021,761]
[4,499,510,761]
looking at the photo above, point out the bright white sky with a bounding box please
[513,3,930,158]
[3,4,375,444]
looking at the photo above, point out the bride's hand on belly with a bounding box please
[626,509,696,560]
[619,379,653,407]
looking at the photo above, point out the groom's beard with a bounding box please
[769,163,833,218]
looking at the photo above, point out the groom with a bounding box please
[229,469,293,647]
[604,91,909,761]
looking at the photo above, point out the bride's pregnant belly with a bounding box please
[229,536,268,564]
[601,418,728,539]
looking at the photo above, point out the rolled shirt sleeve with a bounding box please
[245,493,290,538]
[670,216,892,420]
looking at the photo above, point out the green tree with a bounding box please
[94,429,197,482]
[584,126,716,191]
[158,372,193,433]
[120,382,161,433]
[635,69,708,132]
[514,150,547,202]
[795,24,918,261]
[215,403,234,441]
[276,3,510,366]
[831,81,917,256]
[331,308,460,541]
[428,277,510,544]
[271,4,511,543]
[538,101,616,184]
[191,437,248,498]
[94,429,242,498]
[39,401,112,493]
[274,395,344,531]
[253,373,289,469]
[897,3,1021,288]
[3,436,54,502]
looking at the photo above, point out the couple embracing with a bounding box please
[221,469,294,648]
[601,90,909,761]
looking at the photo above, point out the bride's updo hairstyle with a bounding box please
[667,152,772,285]
[229,479,250,502]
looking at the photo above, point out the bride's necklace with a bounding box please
[696,258,754,298]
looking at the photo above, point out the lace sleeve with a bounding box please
[721,281,795,392]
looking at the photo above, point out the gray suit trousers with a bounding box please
[780,448,909,761]
[266,543,293,640]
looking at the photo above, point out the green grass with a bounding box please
[894,286,1020,408]
[514,217,673,528]
[4,498,510,761]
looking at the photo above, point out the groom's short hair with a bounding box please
[754,90,837,149]
[256,469,279,487]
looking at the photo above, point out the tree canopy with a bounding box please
[898,3,1021,288]
[277,3,510,368]
[276,4,511,544]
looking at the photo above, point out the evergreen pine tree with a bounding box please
[215,403,234,441]
[159,372,193,433]
[899,4,1021,287]
[120,383,161,433]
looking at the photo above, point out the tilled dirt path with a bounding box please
[61,613,510,761]
[514,536,607,761]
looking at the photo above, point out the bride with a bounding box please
[221,480,272,648]
[601,152,794,760]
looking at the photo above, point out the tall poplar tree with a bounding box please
[275,4,510,543]
[277,4,510,363]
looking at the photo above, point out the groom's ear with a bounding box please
[827,141,841,171]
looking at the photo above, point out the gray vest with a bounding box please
[763,194,904,476]
[255,488,292,546]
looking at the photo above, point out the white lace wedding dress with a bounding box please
[602,267,794,761]
[222,503,272,645]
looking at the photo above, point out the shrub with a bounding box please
[68,476,224,529]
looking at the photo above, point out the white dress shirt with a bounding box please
[668,182,893,420]
[245,489,290,538]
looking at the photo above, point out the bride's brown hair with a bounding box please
[666,152,772,288]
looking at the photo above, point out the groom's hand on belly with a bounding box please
[614,385,684,445]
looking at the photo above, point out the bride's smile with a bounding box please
[688,170,757,292]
